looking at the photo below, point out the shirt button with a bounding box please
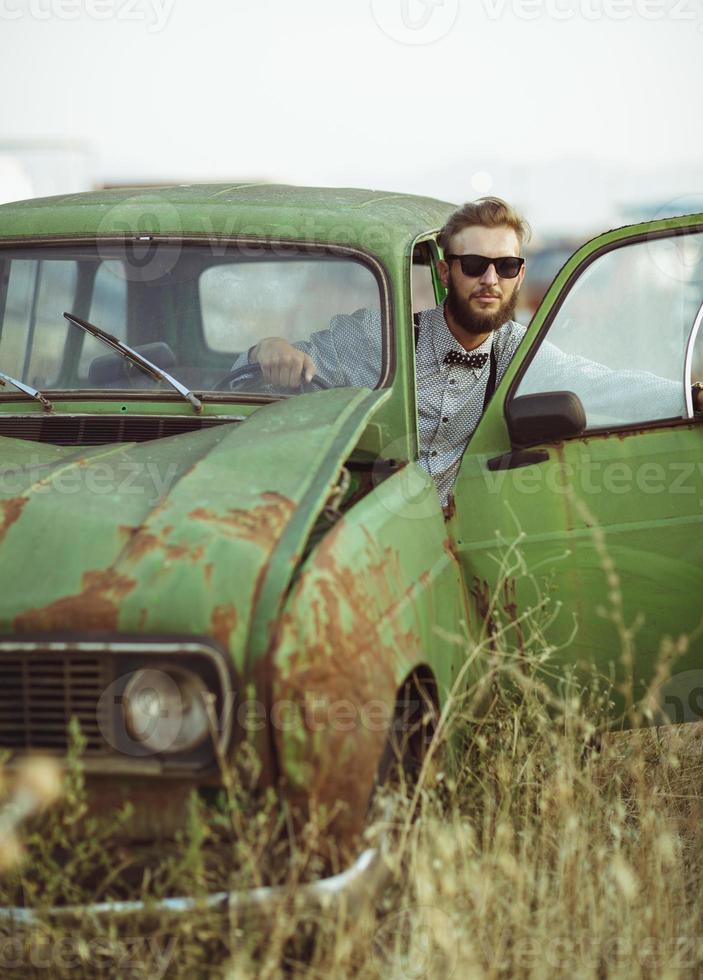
[442,416,449,423]
[449,378,456,385]
[430,450,438,457]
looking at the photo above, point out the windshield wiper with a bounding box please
[0,370,52,413]
[63,312,203,414]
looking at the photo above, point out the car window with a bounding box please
[77,261,128,380]
[691,306,703,380]
[199,257,381,355]
[514,232,703,429]
[0,258,77,387]
[0,245,386,396]
[198,254,385,390]
[411,241,437,315]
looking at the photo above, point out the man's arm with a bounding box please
[234,309,383,388]
[525,339,688,423]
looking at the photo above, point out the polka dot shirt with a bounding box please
[234,303,526,507]
[234,302,682,508]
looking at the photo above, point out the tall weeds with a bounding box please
[0,547,701,978]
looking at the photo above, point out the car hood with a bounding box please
[0,387,389,675]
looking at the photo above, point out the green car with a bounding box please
[0,185,701,915]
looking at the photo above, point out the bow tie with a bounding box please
[443,350,489,370]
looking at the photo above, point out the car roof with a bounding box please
[0,183,457,253]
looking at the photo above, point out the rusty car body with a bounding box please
[0,185,701,915]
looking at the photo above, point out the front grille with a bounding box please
[0,415,233,446]
[0,639,233,773]
[0,654,112,753]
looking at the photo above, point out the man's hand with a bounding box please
[693,382,703,413]
[250,338,317,387]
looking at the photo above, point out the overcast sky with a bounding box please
[1,0,701,234]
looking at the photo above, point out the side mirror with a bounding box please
[506,391,586,448]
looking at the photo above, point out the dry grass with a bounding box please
[1,552,702,978]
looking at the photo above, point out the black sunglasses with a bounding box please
[445,253,525,279]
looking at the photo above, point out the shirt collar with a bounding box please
[427,303,493,377]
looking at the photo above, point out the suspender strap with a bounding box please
[482,341,498,413]
[413,311,421,347]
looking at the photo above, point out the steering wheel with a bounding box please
[214,361,333,393]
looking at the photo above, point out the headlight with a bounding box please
[123,666,211,755]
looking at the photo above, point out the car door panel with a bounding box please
[449,219,703,719]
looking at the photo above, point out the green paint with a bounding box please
[0,185,701,830]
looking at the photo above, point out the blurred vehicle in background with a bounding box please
[517,238,585,323]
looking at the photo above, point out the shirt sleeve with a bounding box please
[231,309,382,387]
[230,347,253,372]
[295,308,384,387]
[522,340,684,424]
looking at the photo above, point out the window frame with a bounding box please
[197,250,385,363]
[684,298,703,417]
[0,236,394,407]
[410,238,442,315]
[505,223,703,437]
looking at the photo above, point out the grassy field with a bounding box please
[1,585,702,979]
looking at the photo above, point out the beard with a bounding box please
[445,277,520,337]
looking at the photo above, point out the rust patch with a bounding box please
[0,497,28,546]
[555,443,575,530]
[15,569,136,633]
[211,604,237,651]
[164,543,205,562]
[443,535,460,564]
[120,525,205,565]
[442,493,456,521]
[472,577,497,649]
[85,779,194,840]
[118,524,134,542]
[274,544,405,845]
[472,576,524,657]
[502,578,524,655]
[123,528,161,563]
[190,492,296,552]
[203,563,214,586]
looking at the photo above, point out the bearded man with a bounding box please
[241,197,530,506]
[412,198,528,505]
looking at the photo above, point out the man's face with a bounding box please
[439,225,526,337]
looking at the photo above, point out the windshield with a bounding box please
[0,243,386,398]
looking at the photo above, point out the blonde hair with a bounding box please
[438,197,531,253]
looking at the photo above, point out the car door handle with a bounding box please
[486,449,550,471]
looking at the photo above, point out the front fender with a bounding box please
[271,462,470,846]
